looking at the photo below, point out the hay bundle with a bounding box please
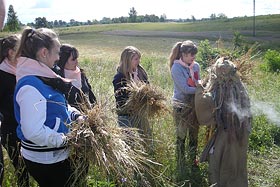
[233,44,260,83]
[122,80,168,118]
[67,102,161,186]
[120,81,169,135]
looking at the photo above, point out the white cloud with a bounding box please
[6,0,280,24]
[32,0,53,8]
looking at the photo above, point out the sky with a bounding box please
[5,0,280,24]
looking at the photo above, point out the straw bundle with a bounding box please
[121,80,169,119]
[117,80,169,153]
[233,44,260,83]
[67,102,161,186]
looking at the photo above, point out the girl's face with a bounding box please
[8,48,17,65]
[64,53,78,70]
[45,40,60,68]
[182,52,196,65]
[131,54,140,71]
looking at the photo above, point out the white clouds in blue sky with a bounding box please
[6,0,280,24]
[32,0,52,8]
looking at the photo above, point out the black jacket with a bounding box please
[52,66,96,110]
[0,70,18,136]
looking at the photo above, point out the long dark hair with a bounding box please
[0,34,20,63]
[57,44,79,70]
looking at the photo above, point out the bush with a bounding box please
[249,115,277,154]
[196,39,219,69]
[263,49,280,73]
[271,124,280,146]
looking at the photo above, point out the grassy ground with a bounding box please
[58,26,280,187]
[1,15,280,186]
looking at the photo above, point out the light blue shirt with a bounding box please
[171,61,200,103]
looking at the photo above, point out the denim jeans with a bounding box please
[117,115,132,128]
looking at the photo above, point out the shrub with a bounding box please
[271,124,280,146]
[232,31,244,50]
[196,39,219,69]
[263,49,280,73]
[249,115,276,154]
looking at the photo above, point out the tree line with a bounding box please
[3,5,228,32]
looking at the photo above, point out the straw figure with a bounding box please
[195,57,252,187]
[67,99,166,187]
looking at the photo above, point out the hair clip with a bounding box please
[27,29,35,38]
[1,38,5,45]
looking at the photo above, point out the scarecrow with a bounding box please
[196,57,252,187]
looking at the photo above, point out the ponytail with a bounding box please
[169,42,182,70]
[16,27,58,61]
[16,28,36,59]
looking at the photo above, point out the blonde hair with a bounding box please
[118,46,141,80]
[169,40,198,69]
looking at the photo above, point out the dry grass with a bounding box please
[118,80,170,146]
[233,43,261,83]
[67,101,164,186]
[122,81,169,118]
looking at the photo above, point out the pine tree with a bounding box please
[128,7,137,23]
[6,5,20,31]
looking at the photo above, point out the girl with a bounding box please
[54,44,96,110]
[169,40,201,186]
[14,27,83,187]
[0,34,30,187]
[113,46,148,127]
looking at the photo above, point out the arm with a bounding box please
[16,85,66,147]
[67,104,82,121]
[171,64,196,94]
[113,74,129,108]
[193,62,201,81]
[84,75,97,104]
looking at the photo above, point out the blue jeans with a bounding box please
[117,115,132,127]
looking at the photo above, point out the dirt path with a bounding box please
[102,30,279,43]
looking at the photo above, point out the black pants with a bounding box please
[24,158,75,187]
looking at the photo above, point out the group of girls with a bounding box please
[0,26,248,187]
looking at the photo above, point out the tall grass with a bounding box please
[69,32,280,186]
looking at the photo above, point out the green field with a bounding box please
[2,15,280,186]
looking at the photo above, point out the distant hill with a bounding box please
[55,14,280,49]
[1,14,279,49]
